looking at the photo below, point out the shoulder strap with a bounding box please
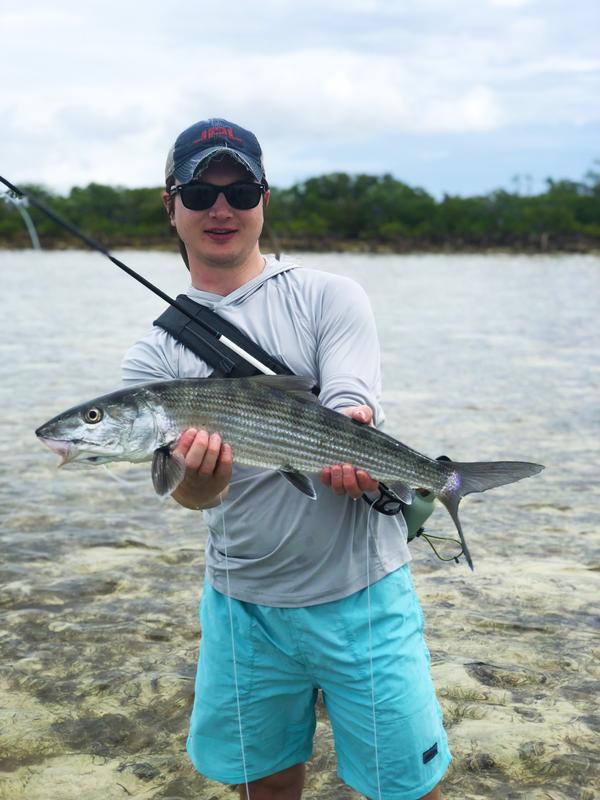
[153,294,295,379]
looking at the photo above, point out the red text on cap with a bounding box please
[193,126,244,145]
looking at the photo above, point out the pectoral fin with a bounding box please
[278,466,317,499]
[152,446,186,496]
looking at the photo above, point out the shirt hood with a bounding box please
[185,255,298,310]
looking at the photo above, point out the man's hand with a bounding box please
[170,428,233,510]
[319,405,379,499]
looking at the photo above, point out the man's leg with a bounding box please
[366,786,443,800]
[189,586,316,789]
[236,762,306,800]
[313,567,451,799]
[418,785,444,800]
[236,763,441,800]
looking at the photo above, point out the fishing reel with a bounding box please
[362,457,465,564]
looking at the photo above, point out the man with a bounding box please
[122,118,450,800]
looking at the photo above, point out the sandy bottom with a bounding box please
[1,500,598,800]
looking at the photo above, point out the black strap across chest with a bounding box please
[153,294,403,514]
[154,294,295,378]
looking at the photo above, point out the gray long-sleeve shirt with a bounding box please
[122,255,410,606]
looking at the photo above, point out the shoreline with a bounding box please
[1,238,599,256]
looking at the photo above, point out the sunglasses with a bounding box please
[169,180,266,211]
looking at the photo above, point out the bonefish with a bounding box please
[35,375,544,569]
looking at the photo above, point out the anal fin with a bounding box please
[386,481,413,505]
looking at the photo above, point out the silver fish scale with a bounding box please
[145,379,448,491]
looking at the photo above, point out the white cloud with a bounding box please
[0,0,598,191]
[421,86,505,132]
[490,0,532,7]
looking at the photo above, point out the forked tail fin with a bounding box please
[438,460,545,571]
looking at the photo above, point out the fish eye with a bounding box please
[83,407,103,424]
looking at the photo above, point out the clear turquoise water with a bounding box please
[1,251,598,799]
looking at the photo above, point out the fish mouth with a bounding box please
[37,436,75,466]
[36,433,125,467]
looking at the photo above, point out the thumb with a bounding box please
[353,405,373,425]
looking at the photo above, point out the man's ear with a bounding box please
[161,191,176,226]
[263,189,270,208]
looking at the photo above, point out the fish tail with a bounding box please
[438,460,545,571]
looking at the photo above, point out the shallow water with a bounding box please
[0,250,599,799]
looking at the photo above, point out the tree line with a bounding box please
[1,167,599,252]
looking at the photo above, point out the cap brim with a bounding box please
[173,146,263,183]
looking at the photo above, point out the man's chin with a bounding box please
[195,249,250,270]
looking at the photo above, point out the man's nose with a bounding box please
[208,190,233,216]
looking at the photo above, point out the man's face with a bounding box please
[165,156,268,272]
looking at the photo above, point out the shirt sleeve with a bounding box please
[121,329,179,386]
[314,276,384,426]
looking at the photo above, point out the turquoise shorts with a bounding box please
[187,565,451,800]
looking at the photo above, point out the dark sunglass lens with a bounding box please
[225,184,263,209]
[180,183,218,210]
[176,182,263,210]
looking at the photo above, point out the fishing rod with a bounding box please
[5,177,467,561]
[0,175,275,376]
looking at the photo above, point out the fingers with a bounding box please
[320,464,379,499]
[214,442,233,481]
[357,470,379,493]
[174,428,232,479]
[172,428,199,457]
[319,404,378,498]
[340,404,374,426]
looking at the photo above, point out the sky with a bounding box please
[1,0,599,198]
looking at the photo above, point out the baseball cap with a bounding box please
[165,118,266,184]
